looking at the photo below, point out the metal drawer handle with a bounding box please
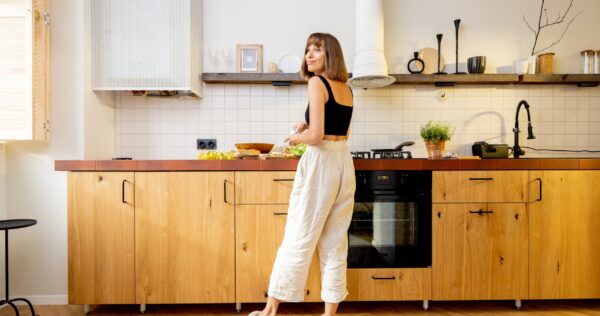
[535,178,542,201]
[273,179,294,182]
[469,209,494,215]
[469,177,494,181]
[224,179,232,204]
[122,179,129,204]
[273,212,288,216]
[371,276,396,280]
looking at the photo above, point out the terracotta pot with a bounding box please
[425,140,445,159]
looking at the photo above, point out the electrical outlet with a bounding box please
[196,138,217,150]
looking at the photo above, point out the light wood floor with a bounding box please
[3,301,600,316]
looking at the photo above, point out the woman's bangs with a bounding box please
[306,35,324,51]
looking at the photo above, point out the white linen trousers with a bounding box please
[267,140,356,303]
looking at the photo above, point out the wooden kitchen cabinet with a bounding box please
[236,205,321,302]
[432,203,528,300]
[433,171,528,203]
[346,268,431,301]
[235,172,296,204]
[529,171,600,299]
[134,172,235,304]
[67,172,135,304]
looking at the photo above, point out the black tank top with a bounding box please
[305,75,353,136]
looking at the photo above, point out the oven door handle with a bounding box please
[373,190,397,195]
[373,195,400,201]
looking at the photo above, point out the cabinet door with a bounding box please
[346,268,431,301]
[236,205,321,302]
[68,172,135,304]
[135,172,235,304]
[432,203,528,300]
[433,171,528,203]
[529,171,600,299]
[235,172,296,204]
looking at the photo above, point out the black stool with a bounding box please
[0,219,37,316]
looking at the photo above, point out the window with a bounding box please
[0,0,49,141]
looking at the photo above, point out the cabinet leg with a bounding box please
[423,300,429,311]
[140,304,146,313]
[515,299,522,310]
[236,302,242,312]
[83,304,90,315]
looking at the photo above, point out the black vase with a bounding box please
[467,56,486,74]
[454,19,466,74]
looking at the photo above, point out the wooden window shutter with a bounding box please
[32,0,50,141]
[0,0,49,141]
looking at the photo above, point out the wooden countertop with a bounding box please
[55,158,600,171]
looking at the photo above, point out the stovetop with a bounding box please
[352,150,413,159]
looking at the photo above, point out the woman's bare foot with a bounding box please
[250,296,280,316]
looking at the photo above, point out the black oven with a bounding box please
[348,170,432,268]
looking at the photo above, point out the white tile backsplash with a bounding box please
[115,84,600,159]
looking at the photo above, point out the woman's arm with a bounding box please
[286,77,325,145]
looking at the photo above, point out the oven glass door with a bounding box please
[347,193,431,268]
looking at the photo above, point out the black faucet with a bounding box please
[513,100,535,159]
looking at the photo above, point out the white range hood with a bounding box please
[348,0,395,89]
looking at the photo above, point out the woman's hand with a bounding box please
[294,121,308,133]
[284,133,301,146]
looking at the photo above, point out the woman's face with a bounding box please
[305,43,326,74]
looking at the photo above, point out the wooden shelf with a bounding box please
[391,74,519,86]
[520,74,600,87]
[201,73,305,84]
[201,73,600,87]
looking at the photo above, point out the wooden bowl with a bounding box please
[235,143,274,153]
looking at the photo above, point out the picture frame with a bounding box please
[236,44,263,73]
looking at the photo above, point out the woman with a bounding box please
[250,33,355,316]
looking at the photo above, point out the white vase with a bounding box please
[513,58,529,74]
[527,55,537,74]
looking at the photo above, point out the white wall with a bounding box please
[117,0,600,159]
[385,0,600,74]
[116,84,600,159]
[203,0,355,73]
[0,144,4,298]
[0,144,5,220]
[4,0,114,303]
[203,0,600,74]
[3,0,84,302]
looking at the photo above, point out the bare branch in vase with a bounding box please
[523,0,582,56]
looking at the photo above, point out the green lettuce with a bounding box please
[288,143,307,157]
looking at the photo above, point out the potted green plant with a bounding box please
[420,121,455,159]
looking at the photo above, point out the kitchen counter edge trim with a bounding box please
[54,158,600,171]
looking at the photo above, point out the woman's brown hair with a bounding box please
[300,33,349,82]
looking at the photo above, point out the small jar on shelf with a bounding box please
[580,50,595,74]
[538,52,555,74]
[594,50,600,74]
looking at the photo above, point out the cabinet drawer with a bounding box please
[236,205,321,302]
[235,172,296,204]
[433,171,528,203]
[346,268,431,301]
